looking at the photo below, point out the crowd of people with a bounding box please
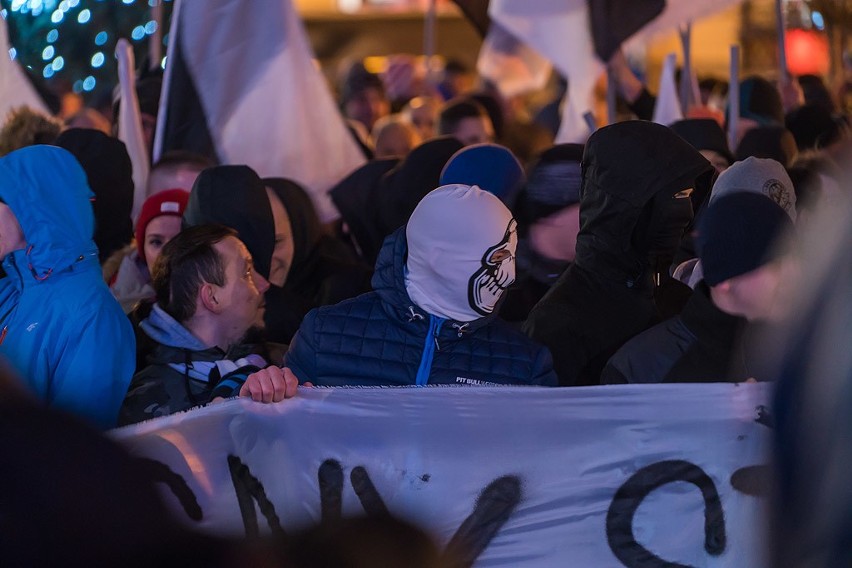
[0,48,850,564]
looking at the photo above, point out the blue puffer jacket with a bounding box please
[0,146,135,429]
[284,228,558,387]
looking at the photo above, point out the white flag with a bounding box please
[116,39,150,221]
[154,0,366,222]
[653,53,684,125]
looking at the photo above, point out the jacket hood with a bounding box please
[263,177,322,272]
[55,128,134,263]
[575,121,713,282]
[184,165,275,279]
[140,303,208,351]
[372,227,495,331]
[0,145,96,275]
[374,136,464,235]
[329,157,399,264]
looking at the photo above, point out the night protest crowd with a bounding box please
[1,41,851,566]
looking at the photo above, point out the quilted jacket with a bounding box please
[284,228,558,387]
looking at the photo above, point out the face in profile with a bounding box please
[0,203,25,262]
[344,87,390,131]
[265,188,295,288]
[451,116,495,147]
[212,236,270,343]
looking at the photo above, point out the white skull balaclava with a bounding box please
[405,184,517,322]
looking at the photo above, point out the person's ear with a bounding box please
[199,282,222,314]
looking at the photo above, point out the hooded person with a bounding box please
[109,189,190,313]
[329,157,400,265]
[602,192,795,384]
[373,136,465,238]
[0,145,135,429]
[282,184,557,387]
[54,128,135,265]
[439,143,525,208]
[500,143,583,323]
[263,177,372,332]
[523,121,714,386]
[669,118,734,176]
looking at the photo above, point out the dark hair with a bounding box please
[152,224,236,323]
[438,97,490,137]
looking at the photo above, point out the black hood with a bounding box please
[184,165,274,279]
[575,120,713,284]
[263,177,321,272]
[330,158,399,264]
[54,128,134,263]
[374,136,464,236]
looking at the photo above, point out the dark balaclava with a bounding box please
[54,128,134,263]
[183,165,274,280]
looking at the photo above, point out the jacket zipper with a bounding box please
[414,315,444,386]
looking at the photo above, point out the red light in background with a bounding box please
[785,29,830,76]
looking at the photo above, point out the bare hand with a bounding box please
[240,366,299,403]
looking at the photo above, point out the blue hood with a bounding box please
[0,145,97,275]
[140,304,208,351]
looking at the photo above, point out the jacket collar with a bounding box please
[681,281,746,347]
[2,248,99,291]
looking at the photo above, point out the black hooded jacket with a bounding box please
[523,121,713,386]
[264,177,372,340]
[329,158,399,265]
[55,128,134,264]
[600,282,749,384]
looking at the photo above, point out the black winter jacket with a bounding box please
[523,121,714,386]
[601,282,749,384]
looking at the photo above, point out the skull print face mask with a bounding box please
[404,184,518,323]
[468,219,517,315]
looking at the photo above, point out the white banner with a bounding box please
[113,384,771,567]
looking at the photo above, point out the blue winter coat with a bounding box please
[0,146,135,429]
[284,228,558,387]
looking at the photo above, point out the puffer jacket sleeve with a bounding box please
[51,307,136,430]
[530,345,559,386]
[283,308,319,384]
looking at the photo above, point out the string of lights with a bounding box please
[1,0,172,99]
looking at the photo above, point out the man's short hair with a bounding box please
[152,224,236,323]
[437,97,489,137]
[151,150,215,174]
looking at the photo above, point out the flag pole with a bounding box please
[678,23,692,114]
[424,0,438,88]
[774,0,789,83]
[606,68,617,125]
[728,45,740,153]
[149,0,163,71]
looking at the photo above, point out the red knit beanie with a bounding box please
[135,189,190,258]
